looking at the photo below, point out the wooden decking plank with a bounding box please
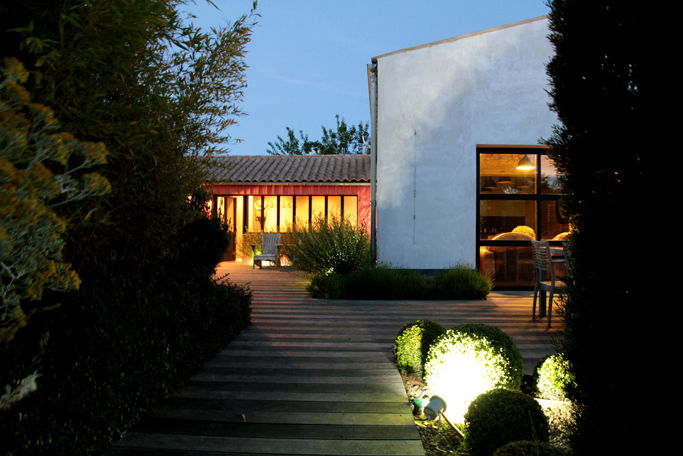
[156,398,411,415]
[183,380,405,395]
[109,433,425,455]
[203,360,398,370]
[175,389,407,403]
[200,366,398,376]
[213,350,395,359]
[192,373,402,384]
[131,419,418,439]
[145,410,415,426]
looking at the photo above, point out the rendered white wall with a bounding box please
[374,17,557,269]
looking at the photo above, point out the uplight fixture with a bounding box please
[424,395,447,420]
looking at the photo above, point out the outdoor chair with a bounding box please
[251,233,282,269]
[531,240,566,328]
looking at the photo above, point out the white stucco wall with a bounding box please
[373,17,557,269]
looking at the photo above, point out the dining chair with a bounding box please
[531,240,566,328]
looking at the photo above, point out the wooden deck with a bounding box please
[103,262,562,456]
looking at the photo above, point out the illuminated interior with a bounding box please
[478,147,568,288]
[214,194,359,262]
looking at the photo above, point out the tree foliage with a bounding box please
[0,1,256,453]
[267,114,370,155]
[545,1,673,454]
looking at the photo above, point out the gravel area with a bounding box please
[399,372,574,456]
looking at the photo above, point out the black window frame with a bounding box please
[476,146,566,288]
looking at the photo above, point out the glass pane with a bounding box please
[311,196,325,224]
[540,200,570,240]
[541,155,562,194]
[480,153,536,194]
[295,196,309,230]
[327,196,342,223]
[480,200,537,240]
[343,196,358,228]
[479,245,535,288]
[251,196,262,232]
[279,196,293,232]
[216,196,226,224]
[263,196,278,232]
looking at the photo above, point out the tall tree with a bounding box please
[0,1,256,453]
[267,115,369,155]
[545,1,673,453]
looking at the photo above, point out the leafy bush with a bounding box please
[0,59,109,346]
[175,216,230,276]
[424,324,523,423]
[464,389,549,456]
[434,265,492,299]
[493,441,570,456]
[307,266,429,299]
[393,320,446,374]
[284,217,370,275]
[534,353,576,401]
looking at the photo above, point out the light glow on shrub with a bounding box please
[424,325,522,424]
[426,348,496,423]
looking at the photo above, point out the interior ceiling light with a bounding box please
[516,154,535,171]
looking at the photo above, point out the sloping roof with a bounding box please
[371,15,548,62]
[206,154,371,184]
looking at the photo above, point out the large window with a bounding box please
[241,194,358,233]
[477,147,568,288]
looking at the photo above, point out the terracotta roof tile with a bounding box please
[206,154,370,184]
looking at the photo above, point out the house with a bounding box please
[206,154,371,262]
[367,16,567,288]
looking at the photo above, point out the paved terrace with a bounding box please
[104,262,562,456]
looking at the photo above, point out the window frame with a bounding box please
[476,146,566,287]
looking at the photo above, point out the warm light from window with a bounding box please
[516,154,535,170]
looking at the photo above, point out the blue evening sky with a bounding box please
[183,0,550,155]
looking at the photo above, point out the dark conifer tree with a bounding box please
[546,1,675,453]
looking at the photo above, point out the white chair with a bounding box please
[531,240,566,328]
[251,233,282,269]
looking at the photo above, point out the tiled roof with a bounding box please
[206,154,370,184]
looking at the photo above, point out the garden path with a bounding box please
[103,262,561,456]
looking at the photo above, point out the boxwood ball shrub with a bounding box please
[393,320,446,374]
[493,441,570,456]
[464,389,549,456]
[424,324,523,423]
[534,353,576,401]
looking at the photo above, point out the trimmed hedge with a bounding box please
[0,217,251,456]
[307,267,429,299]
[464,389,549,456]
[307,265,491,300]
[0,271,251,456]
